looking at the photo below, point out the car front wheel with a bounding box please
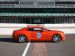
[52,34,62,43]
[18,35,27,43]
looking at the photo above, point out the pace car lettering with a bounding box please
[37,32,42,38]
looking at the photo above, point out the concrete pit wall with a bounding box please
[0,23,75,35]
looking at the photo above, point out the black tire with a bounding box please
[52,34,62,43]
[18,35,27,43]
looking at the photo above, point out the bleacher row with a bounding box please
[0,0,75,8]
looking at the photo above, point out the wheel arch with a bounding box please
[52,33,62,41]
[18,34,28,42]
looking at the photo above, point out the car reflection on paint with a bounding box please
[12,26,65,43]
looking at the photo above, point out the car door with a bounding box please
[27,28,39,41]
[27,27,45,41]
[27,27,50,41]
[31,28,43,41]
[40,29,50,41]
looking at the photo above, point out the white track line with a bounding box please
[22,42,31,56]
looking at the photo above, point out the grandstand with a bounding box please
[0,0,75,24]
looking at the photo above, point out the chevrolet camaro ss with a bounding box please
[12,26,65,43]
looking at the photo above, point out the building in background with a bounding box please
[0,0,75,24]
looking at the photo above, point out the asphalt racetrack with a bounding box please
[0,34,75,56]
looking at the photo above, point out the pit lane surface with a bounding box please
[0,34,75,56]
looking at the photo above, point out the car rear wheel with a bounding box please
[18,35,27,43]
[52,34,61,43]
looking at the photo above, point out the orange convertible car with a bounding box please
[12,26,65,43]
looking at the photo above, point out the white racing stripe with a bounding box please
[22,42,31,56]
